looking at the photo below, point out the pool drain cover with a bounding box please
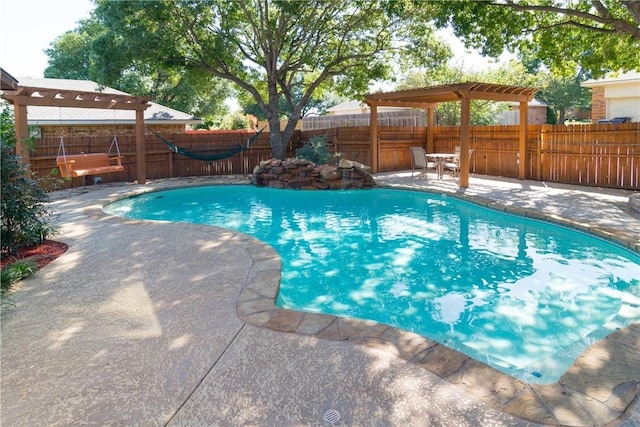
[323,409,340,424]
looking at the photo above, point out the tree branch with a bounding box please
[488,0,640,39]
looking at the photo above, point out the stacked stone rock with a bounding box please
[630,193,640,213]
[251,158,375,190]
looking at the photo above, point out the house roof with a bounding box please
[327,100,410,114]
[326,100,367,112]
[0,68,19,91]
[4,77,201,126]
[582,71,640,88]
[507,98,548,107]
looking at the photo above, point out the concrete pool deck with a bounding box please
[1,172,638,426]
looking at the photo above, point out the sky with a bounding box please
[0,0,94,78]
[0,0,506,81]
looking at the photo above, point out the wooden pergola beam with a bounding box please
[367,100,437,109]
[364,81,538,189]
[2,95,151,110]
[1,85,151,184]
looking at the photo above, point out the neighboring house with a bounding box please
[6,77,202,138]
[0,67,19,91]
[502,98,549,125]
[326,100,409,115]
[304,100,424,130]
[582,71,640,123]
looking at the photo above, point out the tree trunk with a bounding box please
[268,117,286,160]
[268,115,301,160]
[558,108,567,125]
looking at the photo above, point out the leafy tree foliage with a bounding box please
[218,112,253,130]
[0,104,17,146]
[88,0,449,159]
[536,73,592,123]
[44,16,231,120]
[400,59,595,125]
[397,61,538,125]
[431,0,640,77]
[0,106,53,254]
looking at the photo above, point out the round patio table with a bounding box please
[427,153,457,179]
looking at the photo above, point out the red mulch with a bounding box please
[1,240,68,270]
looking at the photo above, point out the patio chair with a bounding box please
[445,147,474,178]
[410,147,436,179]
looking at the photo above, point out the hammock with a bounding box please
[152,128,264,162]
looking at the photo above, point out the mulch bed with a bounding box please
[1,240,68,270]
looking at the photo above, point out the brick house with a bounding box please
[582,71,640,123]
[502,98,548,125]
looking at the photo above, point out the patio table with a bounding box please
[427,153,457,179]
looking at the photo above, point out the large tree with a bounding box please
[536,73,592,123]
[431,0,640,77]
[90,0,449,159]
[44,17,231,120]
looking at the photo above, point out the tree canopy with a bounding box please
[44,15,232,120]
[398,61,539,125]
[84,0,449,159]
[431,0,640,77]
[43,0,637,160]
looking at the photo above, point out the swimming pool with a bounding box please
[104,185,640,384]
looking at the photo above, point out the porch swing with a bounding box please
[56,135,125,178]
[56,110,126,178]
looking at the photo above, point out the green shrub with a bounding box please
[1,141,53,254]
[296,135,334,165]
[1,259,38,310]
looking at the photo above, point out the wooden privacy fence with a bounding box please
[29,122,639,190]
[31,130,299,188]
[300,123,639,189]
[539,124,639,188]
[303,110,426,130]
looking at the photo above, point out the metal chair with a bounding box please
[445,147,474,178]
[410,147,435,179]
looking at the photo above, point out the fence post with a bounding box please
[370,104,379,172]
[168,150,174,178]
[537,126,544,181]
[518,101,528,179]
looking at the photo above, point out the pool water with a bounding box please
[104,185,640,384]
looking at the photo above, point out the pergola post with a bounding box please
[363,82,537,189]
[13,103,30,166]
[518,101,528,179]
[426,107,435,153]
[459,98,471,188]
[135,109,146,184]
[370,102,378,173]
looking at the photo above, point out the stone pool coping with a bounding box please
[95,177,639,426]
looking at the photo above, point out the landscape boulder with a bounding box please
[251,158,375,190]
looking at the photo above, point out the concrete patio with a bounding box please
[1,172,638,426]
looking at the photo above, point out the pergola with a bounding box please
[1,83,151,184]
[364,82,538,187]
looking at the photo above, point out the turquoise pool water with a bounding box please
[104,185,640,384]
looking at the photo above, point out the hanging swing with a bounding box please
[56,134,125,179]
[56,107,126,178]
[152,127,264,162]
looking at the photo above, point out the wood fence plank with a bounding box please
[29,123,640,190]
